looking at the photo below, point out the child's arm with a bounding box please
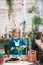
[9,39,15,51]
[21,37,28,48]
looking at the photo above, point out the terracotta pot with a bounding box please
[27,50,37,62]
[0,56,4,64]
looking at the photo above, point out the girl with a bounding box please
[9,28,28,55]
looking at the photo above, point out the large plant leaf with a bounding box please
[32,15,43,31]
[32,15,43,25]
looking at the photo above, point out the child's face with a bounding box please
[13,29,20,38]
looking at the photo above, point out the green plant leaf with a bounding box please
[17,46,24,51]
[28,9,32,13]
[32,15,43,31]
[28,6,37,13]
[32,15,43,25]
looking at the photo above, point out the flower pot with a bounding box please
[27,50,37,62]
[0,56,4,64]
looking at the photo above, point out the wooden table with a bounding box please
[0,55,43,65]
[0,55,34,65]
[3,61,34,65]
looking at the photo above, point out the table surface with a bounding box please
[0,55,43,65]
[3,61,34,65]
[0,55,34,65]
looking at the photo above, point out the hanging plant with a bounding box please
[32,15,43,31]
[28,9,33,13]
[28,6,37,13]
[6,0,13,19]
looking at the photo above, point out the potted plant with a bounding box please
[17,46,24,56]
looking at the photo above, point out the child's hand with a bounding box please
[17,46,24,51]
[11,47,14,51]
[22,45,26,48]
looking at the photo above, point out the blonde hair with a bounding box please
[12,28,21,38]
